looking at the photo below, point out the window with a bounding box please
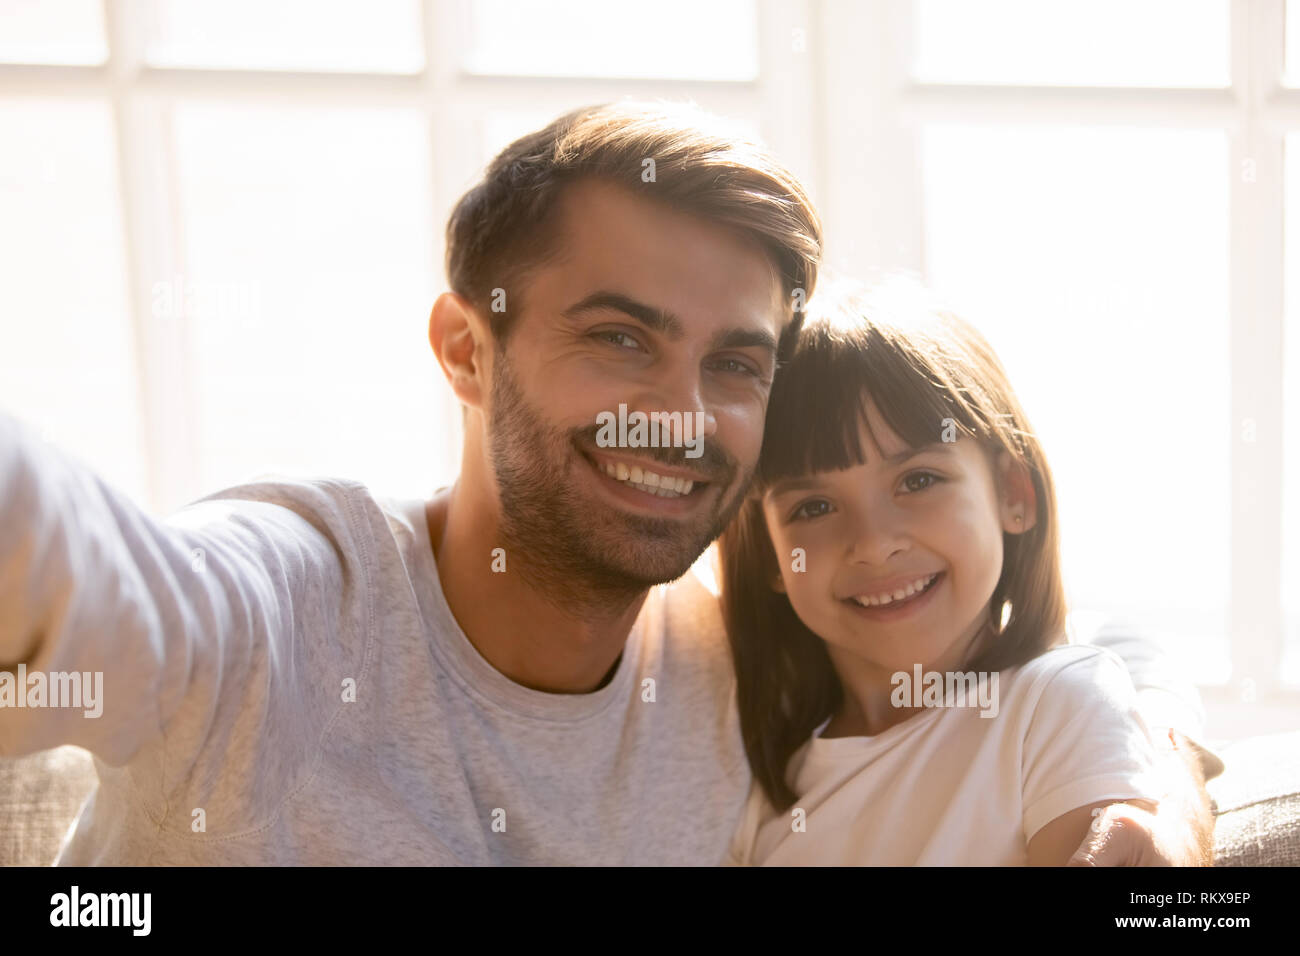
[913,0,1229,87]
[141,0,425,73]
[921,125,1230,682]
[0,0,107,65]
[0,98,143,497]
[461,0,759,80]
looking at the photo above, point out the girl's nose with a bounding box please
[846,506,911,565]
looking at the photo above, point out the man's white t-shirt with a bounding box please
[0,415,747,864]
[725,644,1165,865]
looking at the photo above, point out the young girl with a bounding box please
[719,278,1164,866]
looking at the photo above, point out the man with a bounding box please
[0,101,1216,864]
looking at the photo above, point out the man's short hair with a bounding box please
[444,100,823,351]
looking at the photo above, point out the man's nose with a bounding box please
[633,368,718,442]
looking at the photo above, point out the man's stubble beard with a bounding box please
[487,348,753,614]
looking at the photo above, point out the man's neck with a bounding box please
[425,484,648,694]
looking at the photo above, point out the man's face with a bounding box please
[486,178,786,592]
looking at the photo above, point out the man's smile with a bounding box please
[581,447,714,515]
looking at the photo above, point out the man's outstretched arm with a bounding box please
[1069,728,1214,866]
[0,411,332,767]
[1072,617,1219,865]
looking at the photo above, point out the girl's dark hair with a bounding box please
[718,276,1068,812]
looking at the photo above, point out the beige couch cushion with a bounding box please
[1208,730,1300,866]
[0,746,97,866]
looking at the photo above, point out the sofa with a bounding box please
[2,733,1298,865]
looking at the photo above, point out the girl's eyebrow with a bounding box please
[766,476,825,497]
[765,442,954,497]
[882,441,952,464]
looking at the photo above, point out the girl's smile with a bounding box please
[841,569,945,622]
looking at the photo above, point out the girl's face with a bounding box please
[761,399,1030,677]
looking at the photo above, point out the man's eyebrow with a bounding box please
[712,326,778,356]
[561,291,683,338]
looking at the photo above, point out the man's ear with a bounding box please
[429,291,491,410]
[997,450,1038,535]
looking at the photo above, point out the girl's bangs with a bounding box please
[756,316,979,491]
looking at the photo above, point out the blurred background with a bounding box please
[0,0,1295,740]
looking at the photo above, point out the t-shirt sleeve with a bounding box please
[1020,647,1166,844]
[0,412,362,790]
[1070,613,1224,779]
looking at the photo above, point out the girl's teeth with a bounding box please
[852,573,938,607]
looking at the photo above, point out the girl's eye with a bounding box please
[790,498,832,521]
[901,471,942,493]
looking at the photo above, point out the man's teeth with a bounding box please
[599,460,695,498]
[851,573,938,607]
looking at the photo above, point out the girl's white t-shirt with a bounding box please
[725,643,1165,866]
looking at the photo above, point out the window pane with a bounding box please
[142,0,424,73]
[0,99,147,501]
[913,0,1229,87]
[462,0,758,80]
[0,0,106,65]
[921,125,1230,682]
[1283,135,1300,685]
[170,104,453,501]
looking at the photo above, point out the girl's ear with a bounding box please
[997,450,1038,535]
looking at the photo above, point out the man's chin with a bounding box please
[577,518,718,588]
[585,539,708,589]
[592,491,746,588]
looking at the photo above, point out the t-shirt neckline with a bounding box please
[808,700,949,759]
[400,496,643,722]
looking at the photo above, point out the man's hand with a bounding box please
[1068,729,1215,866]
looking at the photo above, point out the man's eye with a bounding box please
[901,472,942,493]
[790,499,832,521]
[593,330,642,351]
[709,357,760,377]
